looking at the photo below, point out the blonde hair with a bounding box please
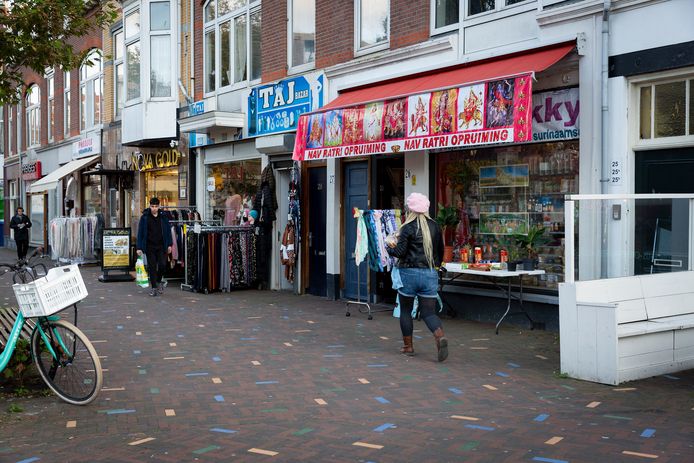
[403,211,435,268]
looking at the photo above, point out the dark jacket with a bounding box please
[10,213,32,241]
[387,217,444,269]
[136,208,173,252]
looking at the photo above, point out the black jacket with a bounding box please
[387,217,444,269]
[10,213,32,241]
[136,208,173,253]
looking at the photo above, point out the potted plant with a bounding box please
[513,225,548,270]
[436,203,460,262]
[506,246,522,271]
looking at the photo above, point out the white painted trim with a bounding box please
[429,0,459,36]
[353,0,390,56]
[537,0,668,26]
[463,0,537,25]
[287,0,316,73]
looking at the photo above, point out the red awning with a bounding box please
[322,42,575,111]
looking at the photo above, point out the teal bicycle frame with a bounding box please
[0,312,67,372]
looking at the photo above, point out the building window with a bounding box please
[289,0,315,69]
[356,0,389,52]
[25,85,40,148]
[114,30,124,117]
[8,106,13,155]
[203,0,262,94]
[47,71,55,141]
[125,7,141,101]
[433,0,459,32]
[150,1,172,97]
[79,49,103,131]
[0,106,4,157]
[467,0,528,16]
[639,78,694,141]
[64,70,71,137]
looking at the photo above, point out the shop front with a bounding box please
[293,42,580,311]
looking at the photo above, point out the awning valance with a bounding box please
[293,42,574,161]
[28,155,100,193]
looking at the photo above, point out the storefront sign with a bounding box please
[293,74,533,161]
[248,73,324,138]
[189,132,209,148]
[102,228,131,270]
[72,132,102,159]
[130,149,181,172]
[22,161,42,180]
[532,88,579,142]
[189,100,206,116]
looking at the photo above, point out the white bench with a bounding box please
[559,271,694,385]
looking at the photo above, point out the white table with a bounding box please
[440,264,545,334]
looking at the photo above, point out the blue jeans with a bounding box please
[397,268,439,298]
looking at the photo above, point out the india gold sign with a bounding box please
[130,149,181,172]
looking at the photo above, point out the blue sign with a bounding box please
[189,100,205,116]
[248,73,324,137]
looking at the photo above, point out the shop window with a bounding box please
[47,71,55,141]
[356,0,389,52]
[432,0,459,34]
[639,77,694,142]
[25,85,40,148]
[206,159,261,225]
[436,141,579,290]
[125,7,141,101]
[83,175,102,216]
[79,49,103,131]
[203,0,261,94]
[64,70,71,136]
[114,30,124,117]
[289,0,315,69]
[144,167,180,208]
[30,194,45,245]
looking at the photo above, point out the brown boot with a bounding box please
[400,336,415,356]
[433,327,448,362]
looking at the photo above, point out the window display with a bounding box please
[206,159,261,225]
[144,168,179,207]
[436,141,579,290]
[82,175,102,216]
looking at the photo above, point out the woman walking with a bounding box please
[387,193,448,362]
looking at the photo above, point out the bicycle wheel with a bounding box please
[31,263,48,278]
[13,270,33,284]
[31,319,103,405]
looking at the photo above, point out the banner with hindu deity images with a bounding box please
[292,74,533,161]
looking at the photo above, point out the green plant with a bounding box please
[513,225,548,260]
[8,404,24,413]
[436,203,460,245]
[1,339,32,387]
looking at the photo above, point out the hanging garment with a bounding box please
[354,212,369,266]
[280,221,296,283]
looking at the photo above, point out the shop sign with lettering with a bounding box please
[130,149,182,172]
[72,132,102,158]
[248,73,324,137]
[22,161,42,180]
[531,88,579,142]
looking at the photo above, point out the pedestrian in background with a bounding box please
[136,197,172,297]
[386,192,448,362]
[10,207,32,261]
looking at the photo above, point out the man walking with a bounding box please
[10,207,32,260]
[136,198,172,296]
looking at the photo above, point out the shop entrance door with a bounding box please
[275,169,294,291]
[343,161,369,300]
[635,148,694,274]
[307,167,327,297]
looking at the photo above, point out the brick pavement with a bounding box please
[0,248,693,462]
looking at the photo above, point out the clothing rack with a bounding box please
[165,219,220,286]
[345,208,401,320]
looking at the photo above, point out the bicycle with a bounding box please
[8,246,50,284]
[0,262,103,405]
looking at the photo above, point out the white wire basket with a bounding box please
[13,265,88,318]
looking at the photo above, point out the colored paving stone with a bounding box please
[0,252,692,463]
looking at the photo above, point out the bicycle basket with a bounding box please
[13,265,88,318]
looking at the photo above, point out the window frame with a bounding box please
[633,71,694,150]
[124,4,142,104]
[203,0,262,97]
[464,0,535,21]
[8,105,14,156]
[149,0,173,99]
[430,0,461,36]
[46,70,55,142]
[25,84,41,149]
[114,29,124,118]
[354,0,390,56]
[64,70,72,137]
[0,106,4,157]
[79,49,103,133]
[287,0,316,74]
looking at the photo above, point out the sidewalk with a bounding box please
[0,248,692,462]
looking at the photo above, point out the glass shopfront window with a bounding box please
[206,159,261,225]
[435,140,579,290]
[144,168,179,208]
[82,175,102,216]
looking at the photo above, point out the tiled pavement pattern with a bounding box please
[0,250,693,462]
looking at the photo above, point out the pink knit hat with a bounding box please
[406,192,430,214]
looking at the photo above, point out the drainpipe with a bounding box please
[190,0,195,101]
[600,0,612,277]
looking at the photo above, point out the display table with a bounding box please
[440,263,545,334]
